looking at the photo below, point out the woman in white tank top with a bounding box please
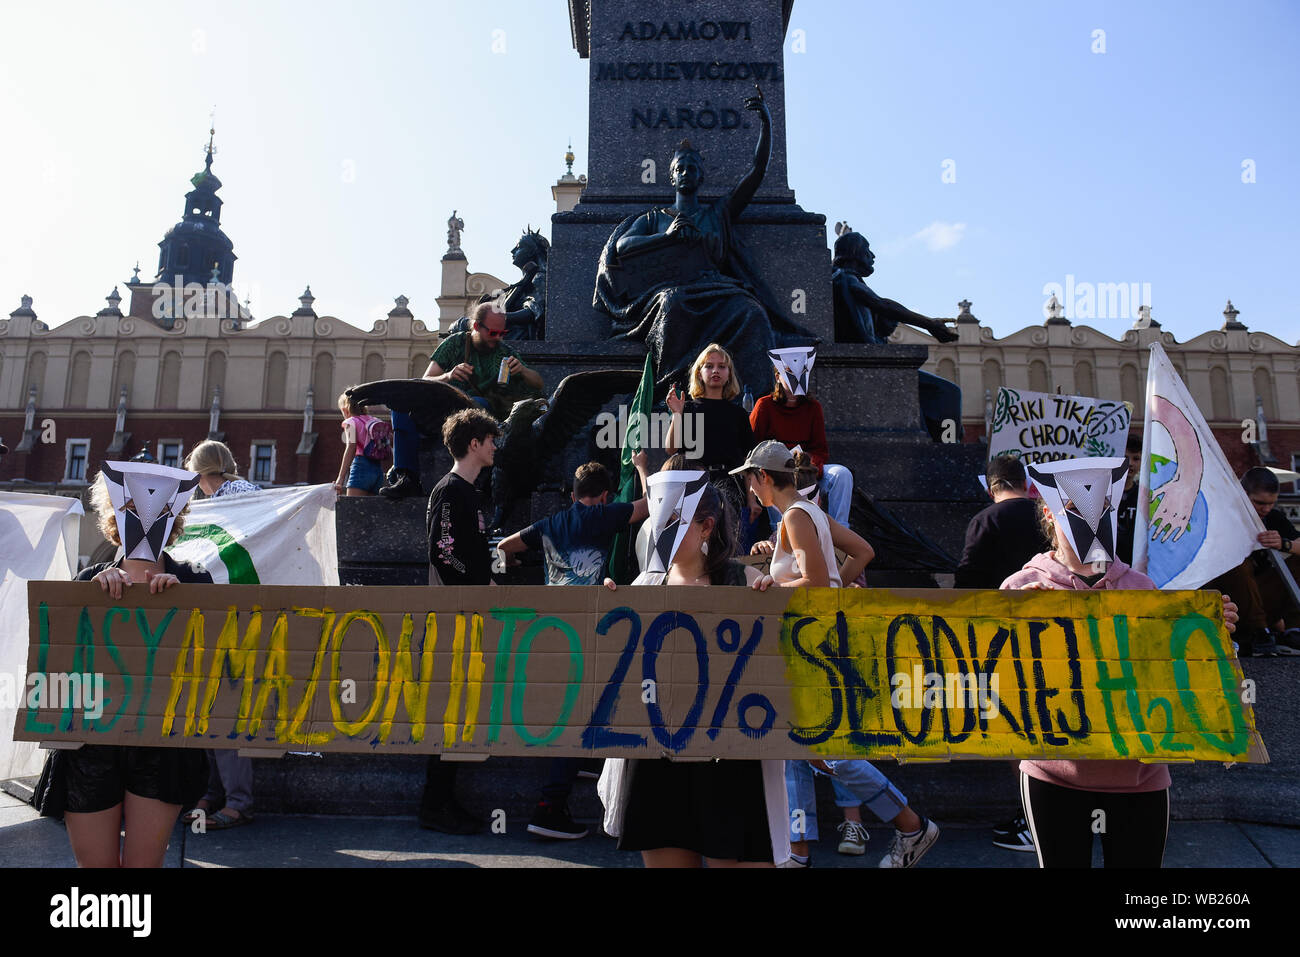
[769,499,842,587]
[731,440,871,589]
[731,441,943,868]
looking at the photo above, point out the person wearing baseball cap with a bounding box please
[727,439,800,479]
[734,439,939,867]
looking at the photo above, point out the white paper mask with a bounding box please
[1025,457,1129,566]
[768,346,817,397]
[645,470,710,574]
[101,460,201,562]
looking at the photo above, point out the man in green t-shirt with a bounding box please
[381,302,545,499]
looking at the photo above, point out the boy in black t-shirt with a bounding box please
[497,455,651,839]
[419,408,501,833]
[426,409,499,586]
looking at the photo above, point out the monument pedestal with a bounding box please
[337,341,987,586]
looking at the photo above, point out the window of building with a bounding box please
[250,441,276,485]
[263,351,288,408]
[157,440,183,469]
[1028,360,1051,394]
[64,439,90,483]
[157,351,182,407]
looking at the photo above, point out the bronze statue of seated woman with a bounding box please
[594,87,816,396]
[449,228,548,340]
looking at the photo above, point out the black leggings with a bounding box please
[1020,772,1169,868]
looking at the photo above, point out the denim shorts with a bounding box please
[347,455,384,494]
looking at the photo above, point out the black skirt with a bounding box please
[618,758,773,863]
[33,745,209,817]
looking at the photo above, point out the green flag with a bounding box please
[607,355,656,583]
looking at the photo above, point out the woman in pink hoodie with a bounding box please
[1001,458,1237,868]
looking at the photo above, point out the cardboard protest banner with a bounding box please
[17,582,1266,764]
[988,387,1131,464]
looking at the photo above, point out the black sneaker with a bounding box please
[1277,628,1300,656]
[379,468,425,500]
[991,815,1035,852]
[1251,629,1280,657]
[418,801,483,834]
[526,802,588,840]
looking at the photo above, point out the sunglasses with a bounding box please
[477,324,507,339]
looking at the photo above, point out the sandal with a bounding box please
[206,809,253,830]
[181,801,214,824]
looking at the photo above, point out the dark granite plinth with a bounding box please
[577,0,796,205]
[337,343,983,583]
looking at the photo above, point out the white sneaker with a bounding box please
[837,820,869,855]
[878,817,939,868]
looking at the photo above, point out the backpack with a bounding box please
[358,415,392,462]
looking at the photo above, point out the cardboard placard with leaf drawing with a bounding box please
[17,582,1266,764]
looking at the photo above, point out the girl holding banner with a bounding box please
[33,462,211,867]
[602,473,787,867]
[1005,456,1239,868]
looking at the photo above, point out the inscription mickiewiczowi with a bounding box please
[599,20,783,131]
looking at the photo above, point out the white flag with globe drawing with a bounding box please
[1133,343,1264,589]
[169,484,338,585]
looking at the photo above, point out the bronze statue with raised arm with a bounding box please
[595,86,816,396]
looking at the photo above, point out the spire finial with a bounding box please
[205,108,217,169]
[565,140,575,175]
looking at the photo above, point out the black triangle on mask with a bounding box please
[1065,510,1097,560]
[653,519,681,571]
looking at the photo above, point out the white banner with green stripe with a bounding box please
[170,484,338,585]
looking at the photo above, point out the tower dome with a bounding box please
[155,128,237,287]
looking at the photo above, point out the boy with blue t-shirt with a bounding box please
[497,454,650,838]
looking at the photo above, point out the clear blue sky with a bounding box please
[1,0,1296,345]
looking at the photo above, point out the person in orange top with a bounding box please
[748,346,853,524]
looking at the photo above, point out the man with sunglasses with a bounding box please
[381,301,544,499]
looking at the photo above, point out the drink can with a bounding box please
[498,359,510,385]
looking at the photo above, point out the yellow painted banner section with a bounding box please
[17,582,1266,763]
[781,588,1262,762]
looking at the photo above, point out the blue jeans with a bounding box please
[391,408,419,474]
[391,399,493,473]
[785,759,909,842]
[821,464,853,525]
